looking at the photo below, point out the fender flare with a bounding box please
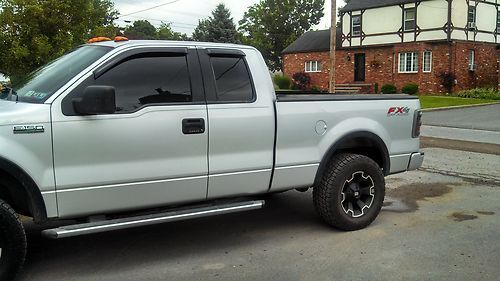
[0,156,47,223]
[314,131,390,186]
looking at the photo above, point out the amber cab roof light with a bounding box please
[87,37,112,44]
[86,36,129,44]
[114,36,129,42]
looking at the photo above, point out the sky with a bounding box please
[113,0,346,35]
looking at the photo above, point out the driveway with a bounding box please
[422,104,500,131]
[19,147,500,281]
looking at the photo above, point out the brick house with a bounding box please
[283,0,500,93]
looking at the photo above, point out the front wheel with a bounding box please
[313,153,385,231]
[0,199,27,281]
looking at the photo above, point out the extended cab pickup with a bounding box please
[0,40,424,280]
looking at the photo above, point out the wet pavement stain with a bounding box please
[385,183,453,212]
[450,212,478,222]
[476,211,495,215]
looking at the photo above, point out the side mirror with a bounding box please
[73,86,116,115]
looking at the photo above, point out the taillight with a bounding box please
[412,110,422,138]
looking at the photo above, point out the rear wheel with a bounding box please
[0,199,26,281]
[313,153,385,231]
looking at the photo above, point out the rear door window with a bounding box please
[210,56,254,103]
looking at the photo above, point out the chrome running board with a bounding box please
[42,200,265,239]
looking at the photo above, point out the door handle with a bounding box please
[182,118,205,135]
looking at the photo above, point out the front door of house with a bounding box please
[354,53,366,82]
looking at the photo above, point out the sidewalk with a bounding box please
[421,125,500,145]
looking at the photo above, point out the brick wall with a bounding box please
[451,41,499,91]
[282,52,331,89]
[283,41,500,93]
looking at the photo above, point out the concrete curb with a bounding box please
[422,101,500,112]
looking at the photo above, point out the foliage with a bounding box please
[192,19,210,42]
[454,88,500,100]
[374,82,379,94]
[273,74,292,90]
[380,84,397,94]
[239,0,325,72]
[292,72,311,90]
[0,0,118,83]
[419,96,497,109]
[192,4,240,43]
[123,21,189,41]
[157,23,190,41]
[401,83,419,95]
[310,86,325,93]
[437,71,456,93]
[124,20,157,40]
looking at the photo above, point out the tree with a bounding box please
[157,23,189,41]
[0,0,118,83]
[192,19,210,42]
[192,4,240,43]
[239,0,325,72]
[124,20,157,40]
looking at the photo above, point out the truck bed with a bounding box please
[276,92,419,102]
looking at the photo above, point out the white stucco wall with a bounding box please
[341,0,498,47]
[451,0,497,43]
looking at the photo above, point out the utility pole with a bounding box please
[328,0,337,93]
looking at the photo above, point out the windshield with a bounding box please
[1,45,112,104]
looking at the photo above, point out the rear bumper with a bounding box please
[407,151,425,171]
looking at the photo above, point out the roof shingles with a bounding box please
[340,0,425,12]
[282,28,342,54]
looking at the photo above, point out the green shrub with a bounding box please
[292,72,311,90]
[273,74,292,90]
[401,83,419,95]
[380,84,397,94]
[374,82,379,94]
[310,86,326,93]
[454,88,500,100]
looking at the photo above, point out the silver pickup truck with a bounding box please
[0,40,424,280]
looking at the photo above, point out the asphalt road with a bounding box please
[422,104,500,131]
[19,147,500,281]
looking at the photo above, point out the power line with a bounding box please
[119,0,184,17]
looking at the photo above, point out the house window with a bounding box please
[423,51,432,73]
[404,8,416,31]
[352,15,361,36]
[469,49,475,66]
[468,6,476,25]
[497,11,500,31]
[305,61,321,73]
[398,52,418,73]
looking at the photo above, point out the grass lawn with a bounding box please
[419,96,497,109]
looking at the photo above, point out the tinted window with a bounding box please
[210,57,253,102]
[64,54,192,115]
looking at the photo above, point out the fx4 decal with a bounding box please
[387,107,410,116]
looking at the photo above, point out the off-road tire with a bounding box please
[313,153,385,231]
[0,199,27,281]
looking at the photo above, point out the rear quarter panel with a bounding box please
[271,98,420,191]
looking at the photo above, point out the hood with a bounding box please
[0,100,51,126]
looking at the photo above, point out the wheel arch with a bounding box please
[0,156,47,223]
[314,131,390,187]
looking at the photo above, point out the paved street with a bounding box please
[19,146,500,281]
[422,104,500,131]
